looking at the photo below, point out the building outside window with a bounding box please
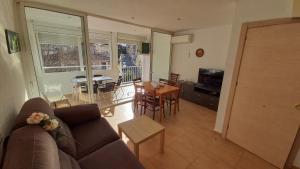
[38,33,83,73]
[90,41,112,70]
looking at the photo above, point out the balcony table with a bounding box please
[72,76,113,83]
[135,81,179,122]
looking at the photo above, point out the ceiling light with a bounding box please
[177,17,182,21]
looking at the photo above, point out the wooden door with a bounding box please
[226,20,300,169]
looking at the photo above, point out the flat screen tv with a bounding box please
[142,43,150,54]
[198,68,224,87]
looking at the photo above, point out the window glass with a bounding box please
[90,42,111,70]
[38,31,83,73]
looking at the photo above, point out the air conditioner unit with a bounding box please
[171,34,192,44]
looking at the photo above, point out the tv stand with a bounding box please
[180,81,220,111]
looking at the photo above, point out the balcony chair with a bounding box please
[114,76,124,99]
[98,82,116,100]
[133,77,142,83]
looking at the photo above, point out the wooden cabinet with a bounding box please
[181,81,220,111]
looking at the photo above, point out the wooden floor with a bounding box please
[102,99,279,169]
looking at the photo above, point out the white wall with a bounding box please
[171,25,232,82]
[0,0,26,139]
[152,32,171,81]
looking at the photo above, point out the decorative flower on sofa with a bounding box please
[26,112,49,124]
[27,112,59,131]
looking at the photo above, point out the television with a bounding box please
[194,68,224,95]
[142,43,150,54]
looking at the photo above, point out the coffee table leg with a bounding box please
[134,143,139,160]
[160,129,165,153]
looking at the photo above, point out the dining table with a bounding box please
[135,81,180,122]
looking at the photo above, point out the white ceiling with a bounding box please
[88,16,151,37]
[23,0,237,32]
[25,7,82,27]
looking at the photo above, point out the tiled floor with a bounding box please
[102,99,279,169]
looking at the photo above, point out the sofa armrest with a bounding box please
[54,104,101,127]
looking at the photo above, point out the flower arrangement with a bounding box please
[26,112,65,142]
[26,112,59,131]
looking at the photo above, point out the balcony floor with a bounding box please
[64,84,135,109]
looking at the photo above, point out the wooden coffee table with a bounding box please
[117,116,165,160]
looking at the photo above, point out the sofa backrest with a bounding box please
[12,97,78,158]
[2,126,60,169]
[13,97,54,130]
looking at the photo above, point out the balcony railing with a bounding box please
[42,64,111,73]
[122,66,143,83]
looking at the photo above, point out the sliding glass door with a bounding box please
[24,7,92,107]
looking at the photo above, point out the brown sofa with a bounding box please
[2,97,144,169]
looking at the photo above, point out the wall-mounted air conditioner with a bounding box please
[171,34,192,44]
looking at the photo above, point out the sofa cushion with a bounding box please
[54,104,101,127]
[13,97,54,130]
[71,118,119,159]
[55,118,77,157]
[59,149,81,169]
[2,126,60,169]
[78,140,144,169]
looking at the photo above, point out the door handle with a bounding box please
[295,104,300,110]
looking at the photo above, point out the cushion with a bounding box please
[54,104,101,127]
[58,150,81,169]
[2,126,60,169]
[13,97,54,130]
[78,140,144,169]
[54,118,77,157]
[71,118,119,159]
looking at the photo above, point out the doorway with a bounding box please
[24,7,92,108]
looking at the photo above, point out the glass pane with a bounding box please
[25,7,91,107]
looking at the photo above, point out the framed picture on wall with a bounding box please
[5,29,21,54]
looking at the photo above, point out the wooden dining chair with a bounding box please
[143,89,165,120]
[170,73,180,83]
[167,82,182,115]
[133,82,145,114]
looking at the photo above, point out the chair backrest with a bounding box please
[75,75,86,79]
[133,77,142,83]
[159,78,169,84]
[103,82,116,92]
[133,82,144,94]
[170,73,180,83]
[116,76,123,86]
[144,89,156,104]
